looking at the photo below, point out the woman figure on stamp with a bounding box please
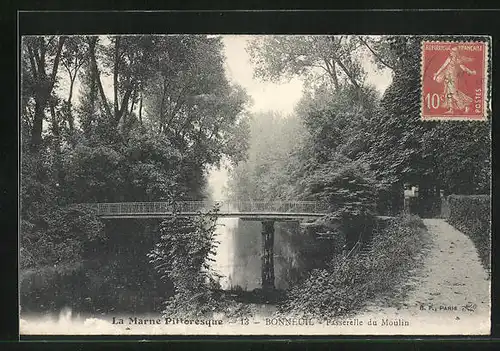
[433,47,477,114]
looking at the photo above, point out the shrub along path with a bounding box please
[356,218,490,335]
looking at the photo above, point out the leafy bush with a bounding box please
[301,156,379,249]
[302,156,379,219]
[279,215,428,318]
[148,206,239,318]
[20,204,104,269]
[447,195,491,271]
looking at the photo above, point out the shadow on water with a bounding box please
[19,260,169,317]
[225,219,317,292]
[19,216,324,317]
[217,287,287,305]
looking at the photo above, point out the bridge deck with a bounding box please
[98,212,325,220]
[84,201,329,220]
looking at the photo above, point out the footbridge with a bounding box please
[83,200,329,292]
[85,201,329,221]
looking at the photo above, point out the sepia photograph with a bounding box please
[19,34,491,335]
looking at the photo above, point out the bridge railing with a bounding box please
[86,201,329,216]
[92,202,202,215]
[230,201,328,213]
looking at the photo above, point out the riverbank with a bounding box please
[277,215,429,319]
[357,218,490,335]
[20,217,490,336]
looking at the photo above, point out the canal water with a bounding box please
[20,165,313,334]
[207,165,310,291]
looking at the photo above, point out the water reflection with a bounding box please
[210,215,238,290]
[210,217,305,292]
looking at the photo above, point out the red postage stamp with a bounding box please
[421,41,489,121]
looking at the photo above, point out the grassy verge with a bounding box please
[278,215,430,318]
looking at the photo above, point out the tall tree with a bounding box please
[247,35,366,91]
[60,37,89,136]
[103,35,157,129]
[362,36,491,214]
[23,36,66,151]
[143,35,250,167]
[227,111,306,203]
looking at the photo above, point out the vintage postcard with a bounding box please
[19,34,491,336]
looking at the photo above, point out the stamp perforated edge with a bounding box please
[420,38,490,122]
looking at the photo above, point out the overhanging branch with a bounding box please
[358,36,395,71]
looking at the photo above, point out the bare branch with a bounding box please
[89,36,113,119]
[333,57,361,89]
[26,44,39,80]
[48,36,66,93]
[358,36,395,70]
[113,37,120,118]
[322,58,339,90]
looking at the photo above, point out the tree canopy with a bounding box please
[229,35,490,221]
[21,35,250,269]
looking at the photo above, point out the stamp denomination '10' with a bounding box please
[421,41,488,121]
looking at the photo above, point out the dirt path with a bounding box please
[355,218,490,335]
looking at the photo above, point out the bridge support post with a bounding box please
[261,220,275,291]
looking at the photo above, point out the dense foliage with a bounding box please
[447,195,491,272]
[228,35,491,316]
[279,215,429,318]
[21,34,248,265]
[147,208,227,317]
[233,35,491,221]
[362,37,491,201]
[20,35,249,312]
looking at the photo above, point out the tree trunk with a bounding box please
[29,36,66,151]
[86,60,98,139]
[113,37,120,118]
[89,36,113,120]
[30,98,46,150]
[324,58,339,90]
[66,75,76,134]
[333,57,360,90]
[49,99,60,140]
[329,60,339,90]
[49,99,64,186]
[129,90,137,117]
[116,88,133,126]
[138,91,143,125]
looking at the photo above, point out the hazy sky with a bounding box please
[221,35,393,116]
[212,35,393,200]
[222,35,303,115]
